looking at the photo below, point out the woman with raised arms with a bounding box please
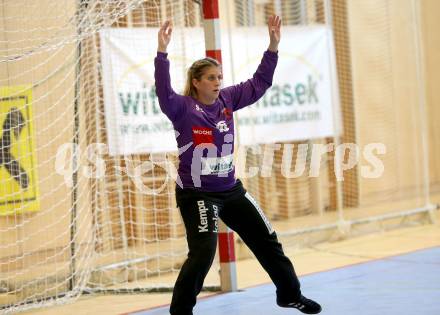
[154,15,322,315]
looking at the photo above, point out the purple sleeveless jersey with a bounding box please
[154,50,278,192]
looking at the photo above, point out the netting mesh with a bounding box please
[0,0,438,314]
[233,1,328,224]
[79,0,205,297]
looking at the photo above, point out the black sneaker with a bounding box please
[277,295,322,314]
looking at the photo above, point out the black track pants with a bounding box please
[169,180,301,315]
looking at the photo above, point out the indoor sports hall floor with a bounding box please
[23,212,440,315]
[130,246,440,315]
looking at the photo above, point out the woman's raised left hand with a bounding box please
[268,15,281,52]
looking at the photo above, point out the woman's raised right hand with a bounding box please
[158,20,173,53]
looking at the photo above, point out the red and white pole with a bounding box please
[202,0,237,292]
[202,0,222,61]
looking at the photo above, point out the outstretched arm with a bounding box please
[223,15,281,112]
[155,20,186,121]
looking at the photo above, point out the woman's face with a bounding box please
[192,66,223,104]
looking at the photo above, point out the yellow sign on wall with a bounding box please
[0,86,40,215]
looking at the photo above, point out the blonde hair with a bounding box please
[183,57,221,97]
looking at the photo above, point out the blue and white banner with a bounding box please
[99,28,203,155]
[99,26,340,155]
[230,26,341,145]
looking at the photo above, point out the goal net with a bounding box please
[0,0,437,314]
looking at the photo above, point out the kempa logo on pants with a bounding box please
[197,200,209,232]
[197,200,218,233]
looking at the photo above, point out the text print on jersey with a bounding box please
[192,126,214,145]
[201,154,234,175]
